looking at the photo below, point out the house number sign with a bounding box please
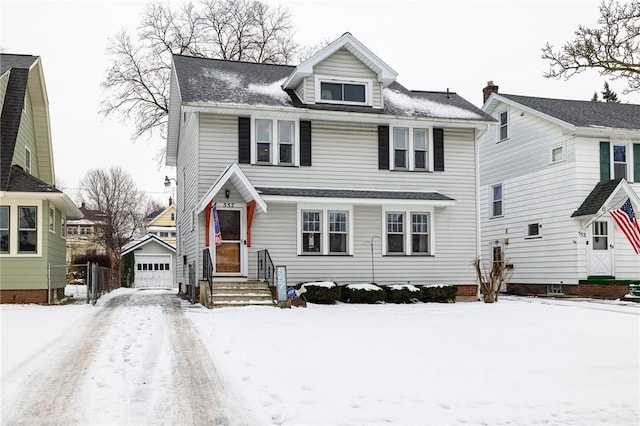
[276,266,287,302]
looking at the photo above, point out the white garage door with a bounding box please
[135,254,173,289]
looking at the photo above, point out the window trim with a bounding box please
[612,143,629,180]
[18,205,38,254]
[49,207,55,233]
[25,148,32,174]
[0,206,9,253]
[525,222,542,239]
[314,75,372,106]
[297,204,354,255]
[549,143,566,164]
[498,109,509,142]
[61,216,67,238]
[251,117,299,166]
[390,126,432,171]
[490,183,504,218]
[382,206,435,256]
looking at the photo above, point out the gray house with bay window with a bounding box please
[479,83,640,297]
[166,33,494,301]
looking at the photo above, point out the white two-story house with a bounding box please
[166,33,495,302]
[479,82,640,298]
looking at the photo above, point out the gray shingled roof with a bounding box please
[1,54,39,190]
[172,54,494,122]
[571,179,622,217]
[0,54,38,76]
[256,187,455,201]
[6,165,61,193]
[502,94,640,130]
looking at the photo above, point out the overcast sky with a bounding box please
[2,0,639,204]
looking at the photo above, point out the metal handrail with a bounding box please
[257,249,275,288]
[202,248,213,305]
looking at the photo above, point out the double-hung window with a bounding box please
[490,183,503,218]
[391,127,430,171]
[386,212,405,254]
[18,206,37,253]
[385,209,433,255]
[0,206,9,253]
[254,118,297,166]
[498,110,508,141]
[299,206,352,255]
[411,213,430,254]
[302,210,321,253]
[329,211,348,254]
[393,128,408,169]
[613,144,628,180]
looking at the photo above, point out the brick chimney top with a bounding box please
[483,81,499,104]
[169,196,173,206]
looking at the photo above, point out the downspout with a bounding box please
[474,127,482,300]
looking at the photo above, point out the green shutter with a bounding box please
[634,144,640,183]
[599,141,610,182]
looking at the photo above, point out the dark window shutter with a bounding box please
[238,117,251,164]
[300,121,312,166]
[633,143,640,183]
[378,125,389,170]
[433,128,444,171]
[599,141,610,182]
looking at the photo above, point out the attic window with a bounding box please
[315,76,370,106]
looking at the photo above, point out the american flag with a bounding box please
[610,198,640,254]
[213,203,222,246]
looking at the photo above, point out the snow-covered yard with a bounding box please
[1,288,639,425]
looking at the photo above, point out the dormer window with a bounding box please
[321,82,365,103]
[315,76,371,106]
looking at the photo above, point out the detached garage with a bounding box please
[121,234,176,289]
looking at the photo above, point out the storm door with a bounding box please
[215,209,243,275]
[588,220,613,277]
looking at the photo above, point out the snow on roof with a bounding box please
[384,88,483,120]
[247,78,289,102]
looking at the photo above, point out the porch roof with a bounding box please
[256,187,455,205]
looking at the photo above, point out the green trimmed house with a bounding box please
[0,54,82,304]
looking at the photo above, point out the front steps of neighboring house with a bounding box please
[200,280,276,308]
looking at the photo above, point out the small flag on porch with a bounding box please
[610,198,640,254]
[213,203,222,246]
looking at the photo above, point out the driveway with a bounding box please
[1,290,251,425]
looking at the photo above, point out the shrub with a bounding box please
[419,285,458,303]
[384,284,421,303]
[341,283,385,304]
[301,281,341,304]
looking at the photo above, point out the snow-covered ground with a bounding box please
[1,288,639,425]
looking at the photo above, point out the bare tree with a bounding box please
[80,166,147,275]
[542,0,640,94]
[101,0,298,142]
[474,257,512,303]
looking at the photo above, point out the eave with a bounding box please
[0,190,83,219]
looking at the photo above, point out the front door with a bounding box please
[588,220,613,277]
[215,209,244,275]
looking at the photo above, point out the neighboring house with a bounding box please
[121,233,176,289]
[166,32,495,300]
[479,82,640,297]
[66,202,107,262]
[0,54,83,304]
[143,198,176,246]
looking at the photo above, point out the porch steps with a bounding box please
[211,280,276,307]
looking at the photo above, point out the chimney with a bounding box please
[168,196,173,206]
[483,81,499,104]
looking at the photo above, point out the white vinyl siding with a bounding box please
[196,113,478,285]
